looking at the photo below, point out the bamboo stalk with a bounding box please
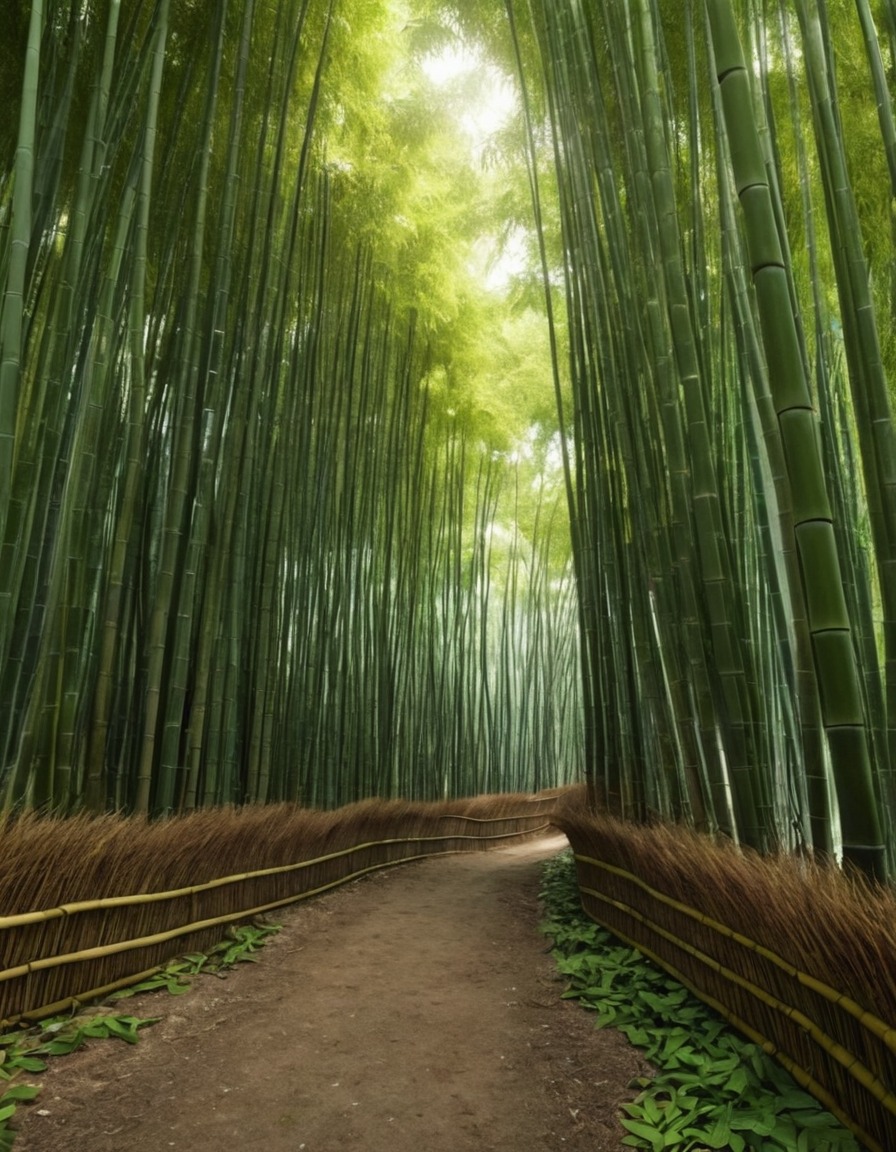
[705,0,886,880]
[0,0,42,554]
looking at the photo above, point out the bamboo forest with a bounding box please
[3,1,896,1150]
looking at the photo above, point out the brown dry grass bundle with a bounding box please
[552,787,896,1152]
[0,790,560,1027]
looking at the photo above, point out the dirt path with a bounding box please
[14,834,648,1152]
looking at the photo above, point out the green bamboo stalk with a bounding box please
[131,0,172,815]
[706,0,886,880]
[11,178,135,811]
[0,0,43,631]
[853,0,896,195]
[153,1,230,813]
[505,0,590,785]
[632,0,765,847]
[792,0,896,811]
[183,0,257,810]
[746,0,833,855]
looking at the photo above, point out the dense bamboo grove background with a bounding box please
[1,4,895,853]
[4,2,896,1140]
[0,0,582,816]
[1,0,896,853]
[0,0,895,901]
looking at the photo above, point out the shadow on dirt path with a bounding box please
[14,834,648,1152]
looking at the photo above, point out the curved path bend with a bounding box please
[16,835,646,1152]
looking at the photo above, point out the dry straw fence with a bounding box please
[0,792,556,1028]
[552,790,896,1152]
[4,786,896,1151]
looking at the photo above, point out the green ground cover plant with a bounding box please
[539,851,861,1152]
[0,919,281,1147]
[108,921,282,1000]
[0,1013,158,1150]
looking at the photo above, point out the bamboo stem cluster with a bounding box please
[0,1,582,814]
[510,0,896,875]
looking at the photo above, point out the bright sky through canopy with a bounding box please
[421,43,522,291]
[421,44,516,153]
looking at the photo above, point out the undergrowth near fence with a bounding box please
[0,918,282,1148]
[0,1012,159,1150]
[539,852,861,1152]
[108,921,281,1000]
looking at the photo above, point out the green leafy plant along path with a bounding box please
[108,922,282,1001]
[0,1015,157,1151]
[539,852,861,1152]
[0,921,280,1148]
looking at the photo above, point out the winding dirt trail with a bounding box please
[14,834,648,1152]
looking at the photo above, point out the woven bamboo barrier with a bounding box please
[10,784,889,1150]
[0,792,556,1027]
[553,790,896,1152]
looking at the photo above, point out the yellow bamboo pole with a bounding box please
[578,880,896,1113]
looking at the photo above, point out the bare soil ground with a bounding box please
[13,834,649,1152]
